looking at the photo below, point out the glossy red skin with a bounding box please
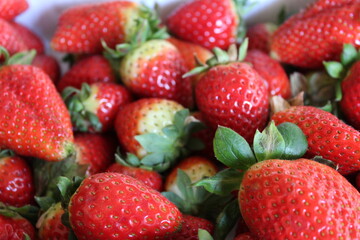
[167,0,238,50]
[168,214,214,240]
[74,133,117,176]
[271,2,360,69]
[165,156,218,191]
[93,82,132,132]
[51,1,139,54]
[38,204,69,240]
[121,40,193,108]
[32,54,61,83]
[57,55,116,92]
[0,0,28,21]
[245,50,291,99]
[195,62,269,143]
[340,61,360,130]
[246,23,277,54]
[0,19,27,56]
[0,65,74,161]
[115,98,183,157]
[239,159,360,240]
[272,106,360,175]
[0,156,34,207]
[107,163,163,191]
[234,232,257,240]
[69,173,182,240]
[0,214,35,240]
[10,22,44,54]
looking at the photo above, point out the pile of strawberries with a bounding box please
[0,0,359,239]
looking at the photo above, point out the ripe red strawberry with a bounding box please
[107,161,163,191]
[239,159,360,239]
[75,133,117,176]
[63,82,132,132]
[165,156,218,194]
[51,1,142,54]
[272,105,360,175]
[339,61,360,130]
[57,55,116,93]
[119,39,193,108]
[301,0,356,19]
[68,172,183,239]
[245,49,291,98]
[168,214,214,240]
[193,44,269,143]
[32,54,61,84]
[10,22,44,54]
[36,202,69,240]
[115,98,204,172]
[0,18,27,56]
[0,59,74,161]
[271,2,360,68]
[246,23,277,54]
[0,151,34,207]
[234,233,257,240]
[167,0,239,50]
[0,209,35,240]
[0,0,28,21]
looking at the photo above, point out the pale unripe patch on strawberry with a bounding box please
[81,84,100,114]
[122,5,142,42]
[120,39,179,85]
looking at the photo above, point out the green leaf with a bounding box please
[161,191,187,212]
[24,233,31,240]
[162,126,179,140]
[213,199,240,240]
[56,176,72,199]
[0,46,10,63]
[318,101,333,112]
[253,121,285,161]
[238,38,249,61]
[7,49,36,65]
[140,152,166,166]
[35,196,55,211]
[323,61,344,79]
[183,66,209,78]
[174,109,189,131]
[198,229,214,240]
[9,205,39,225]
[335,80,343,102]
[277,122,308,159]
[61,211,71,228]
[214,126,256,170]
[312,156,338,170]
[0,149,15,158]
[68,229,78,240]
[176,169,195,201]
[341,44,358,67]
[135,133,173,153]
[213,47,230,63]
[195,168,244,195]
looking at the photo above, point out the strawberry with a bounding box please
[0,49,74,161]
[165,156,218,194]
[271,105,360,175]
[0,208,35,240]
[168,214,214,240]
[0,0,28,21]
[189,42,269,143]
[107,152,163,191]
[166,0,241,50]
[271,1,360,69]
[32,54,61,84]
[245,49,291,98]
[197,122,360,240]
[36,202,69,240]
[115,98,204,172]
[74,133,117,176]
[234,233,257,240]
[246,23,277,54]
[63,82,132,132]
[51,1,144,54]
[118,39,193,108]
[0,150,34,207]
[68,172,183,239]
[57,55,116,93]
[10,22,44,54]
[0,18,27,56]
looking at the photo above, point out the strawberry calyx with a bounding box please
[233,0,253,43]
[0,149,15,158]
[0,46,36,66]
[62,83,102,132]
[129,109,205,172]
[195,121,308,196]
[183,38,249,78]
[324,44,360,101]
[198,229,214,240]
[162,169,239,240]
[0,202,39,225]
[102,4,169,60]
